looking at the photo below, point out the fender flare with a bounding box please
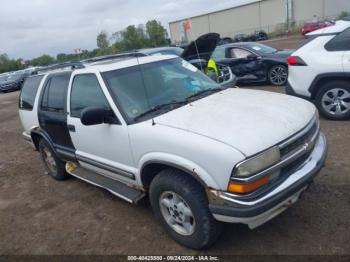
[308,72,349,98]
[138,152,221,190]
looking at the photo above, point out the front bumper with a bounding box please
[209,133,327,229]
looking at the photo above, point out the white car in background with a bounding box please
[287,18,350,120]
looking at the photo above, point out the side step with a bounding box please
[66,163,145,204]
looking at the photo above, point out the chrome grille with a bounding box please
[280,122,318,158]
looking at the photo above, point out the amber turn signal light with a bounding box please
[228,176,270,194]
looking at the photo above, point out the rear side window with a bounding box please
[41,74,71,112]
[325,28,350,51]
[70,74,109,118]
[19,75,44,110]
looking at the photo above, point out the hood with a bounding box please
[181,33,220,61]
[154,89,316,156]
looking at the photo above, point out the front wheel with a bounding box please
[315,81,350,120]
[268,65,288,86]
[149,169,222,249]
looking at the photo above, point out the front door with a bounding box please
[67,72,136,183]
[223,47,264,82]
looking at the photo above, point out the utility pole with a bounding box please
[322,0,326,19]
[258,0,262,30]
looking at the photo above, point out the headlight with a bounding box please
[233,146,280,178]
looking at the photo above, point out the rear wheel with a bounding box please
[149,169,222,249]
[315,81,350,120]
[268,65,288,86]
[39,139,69,181]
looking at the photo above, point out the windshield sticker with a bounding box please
[252,46,262,51]
[181,60,198,72]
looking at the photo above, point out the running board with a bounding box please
[66,163,145,204]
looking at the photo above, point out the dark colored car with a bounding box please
[301,21,333,35]
[233,33,251,42]
[0,72,29,93]
[212,42,294,86]
[250,30,269,41]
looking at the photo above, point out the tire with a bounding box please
[315,80,350,120]
[39,139,69,181]
[268,65,288,86]
[149,168,222,249]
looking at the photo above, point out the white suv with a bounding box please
[19,55,327,249]
[287,19,350,120]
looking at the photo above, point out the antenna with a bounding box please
[193,39,204,72]
[134,51,156,126]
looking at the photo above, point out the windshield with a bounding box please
[103,57,220,122]
[247,43,277,54]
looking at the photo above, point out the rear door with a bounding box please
[38,72,75,157]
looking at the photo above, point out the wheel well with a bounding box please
[141,163,207,191]
[31,133,42,150]
[310,76,350,99]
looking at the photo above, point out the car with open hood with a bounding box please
[19,54,327,249]
[140,33,236,87]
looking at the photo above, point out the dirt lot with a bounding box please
[0,37,349,255]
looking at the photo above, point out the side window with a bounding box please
[230,48,252,59]
[19,75,44,110]
[212,47,226,59]
[41,74,70,112]
[325,28,350,51]
[70,74,110,118]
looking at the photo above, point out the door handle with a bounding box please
[68,124,76,132]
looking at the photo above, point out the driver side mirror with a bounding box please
[80,107,119,126]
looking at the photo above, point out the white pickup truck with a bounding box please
[19,54,327,249]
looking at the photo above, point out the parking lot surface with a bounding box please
[0,37,349,255]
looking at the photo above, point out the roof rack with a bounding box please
[34,61,85,74]
[82,52,147,64]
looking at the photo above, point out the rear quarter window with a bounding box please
[325,28,350,51]
[19,75,44,111]
[41,73,71,113]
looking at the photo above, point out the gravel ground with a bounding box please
[0,36,349,255]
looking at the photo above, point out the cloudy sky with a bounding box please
[0,0,255,59]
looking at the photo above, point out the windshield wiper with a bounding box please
[134,101,188,121]
[185,87,224,101]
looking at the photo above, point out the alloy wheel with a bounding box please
[270,65,288,85]
[321,88,350,116]
[42,147,57,173]
[159,191,196,236]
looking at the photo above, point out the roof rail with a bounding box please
[34,61,85,74]
[82,52,147,64]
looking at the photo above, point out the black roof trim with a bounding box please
[82,52,147,64]
[34,62,84,74]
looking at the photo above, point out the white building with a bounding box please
[169,0,350,43]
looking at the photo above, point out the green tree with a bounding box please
[121,25,147,50]
[97,30,110,49]
[146,20,168,47]
[29,54,55,66]
[0,53,24,73]
[338,11,349,20]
